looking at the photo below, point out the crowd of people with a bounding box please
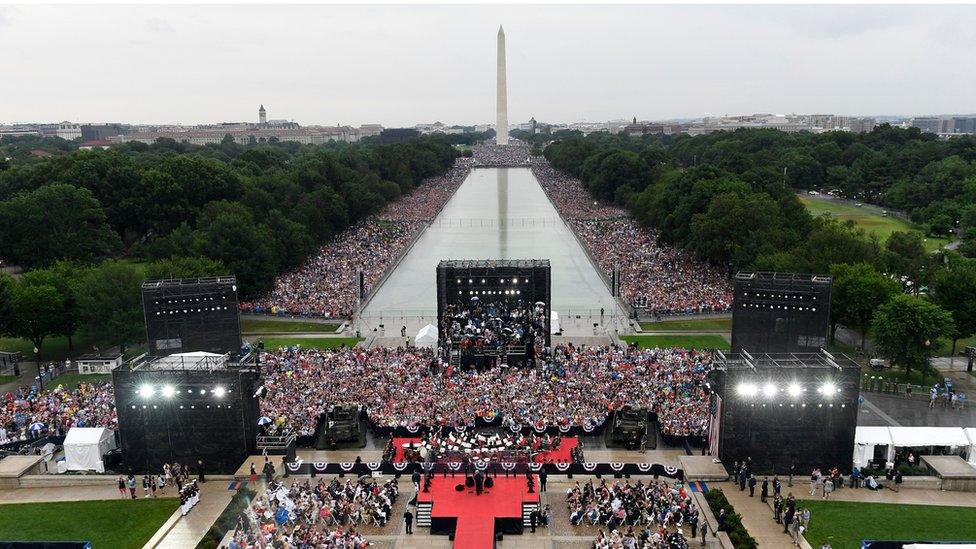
[567,479,696,549]
[440,298,548,358]
[241,163,471,318]
[257,344,713,439]
[471,142,532,166]
[232,477,394,548]
[532,160,732,315]
[0,381,116,444]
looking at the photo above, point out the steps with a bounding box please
[417,501,433,527]
[521,501,538,527]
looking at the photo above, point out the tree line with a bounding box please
[543,127,976,380]
[0,134,459,296]
[0,134,459,359]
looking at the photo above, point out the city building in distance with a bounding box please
[0,105,384,146]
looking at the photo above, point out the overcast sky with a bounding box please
[2,4,976,126]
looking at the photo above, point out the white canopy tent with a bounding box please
[550,311,561,335]
[854,426,973,468]
[888,426,969,448]
[854,426,894,468]
[414,324,438,349]
[63,427,116,471]
[965,428,976,466]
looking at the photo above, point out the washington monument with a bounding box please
[496,25,509,145]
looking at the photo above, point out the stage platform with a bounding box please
[678,455,730,481]
[921,455,976,492]
[418,475,539,549]
[0,456,45,488]
[233,455,285,479]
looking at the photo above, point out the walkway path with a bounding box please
[146,482,233,549]
[718,481,795,548]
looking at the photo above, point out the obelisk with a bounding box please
[496,25,509,145]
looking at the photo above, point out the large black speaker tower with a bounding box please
[731,272,832,354]
[711,350,860,474]
[113,354,260,474]
[142,277,242,356]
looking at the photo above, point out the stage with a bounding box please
[417,475,539,549]
[392,436,579,463]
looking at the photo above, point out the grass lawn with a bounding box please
[48,373,113,389]
[0,335,92,362]
[241,317,341,334]
[866,366,941,387]
[256,336,362,350]
[639,317,731,332]
[800,196,950,252]
[620,334,730,350]
[799,500,976,548]
[935,334,976,357]
[0,498,177,547]
[0,375,16,385]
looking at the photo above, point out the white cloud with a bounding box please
[1,4,975,126]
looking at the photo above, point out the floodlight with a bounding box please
[819,382,837,396]
[787,383,802,397]
[736,382,758,397]
[161,385,176,398]
[762,383,777,398]
[138,385,154,398]
[213,386,226,398]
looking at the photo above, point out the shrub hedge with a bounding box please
[703,488,758,549]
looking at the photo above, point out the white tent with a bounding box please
[550,311,561,335]
[888,426,969,448]
[63,427,116,471]
[854,426,894,468]
[414,324,438,349]
[965,428,976,466]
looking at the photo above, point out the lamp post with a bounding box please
[33,346,42,392]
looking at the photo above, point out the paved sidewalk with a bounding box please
[148,482,234,549]
[0,484,123,505]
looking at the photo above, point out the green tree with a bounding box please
[928,258,976,360]
[883,231,929,294]
[192,201,279,298]
[3,282,64,363]
[872,294,954,382]
[144,257,227,281]
[688,191,786,268]
[21,265,84,351]
[829,263,901,348]
[0,184,120,267]
[77,261,145,351]
[0,272,16,335]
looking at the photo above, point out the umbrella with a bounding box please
[28,422,45,432]
[258,416,273,426]
[536,301,545,306]
[470,296,480,302]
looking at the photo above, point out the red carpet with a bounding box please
[392,437,424,462]
[418,476,539,549]
[534,437,578,463]
[391,436,578,463]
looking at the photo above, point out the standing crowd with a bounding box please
[532,160,732,315]
[1,381,116,444]
[256,344,713,439]
[241,163,471,318]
